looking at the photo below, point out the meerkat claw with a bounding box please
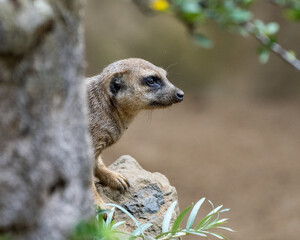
[118,177,129,192]
[123,176,130,188]
[115,174,129,193]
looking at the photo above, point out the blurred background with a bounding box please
[85,1,300,239]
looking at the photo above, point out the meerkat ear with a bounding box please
[109,74,126,96]
[110,76,122,96]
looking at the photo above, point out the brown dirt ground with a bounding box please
[103,96,300,240]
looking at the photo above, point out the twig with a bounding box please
[244,22,300,71]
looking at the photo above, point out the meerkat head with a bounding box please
[103,58,184,115]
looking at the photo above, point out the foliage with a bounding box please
[135,0,300,70]
[70,198,233,240]
[0,235,11,240]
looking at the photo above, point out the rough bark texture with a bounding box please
[97,155,179,237]
[0,0,93,239]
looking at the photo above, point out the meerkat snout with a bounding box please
[146,81,184,108]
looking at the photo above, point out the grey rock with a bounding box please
[0,1,93,239]
[96,155,179,237]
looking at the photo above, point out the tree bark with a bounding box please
[0,0,93,239]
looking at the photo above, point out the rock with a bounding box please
[96,155,179,237]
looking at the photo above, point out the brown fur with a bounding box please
[86,58,184,208]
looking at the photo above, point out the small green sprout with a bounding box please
[71,198,233,240]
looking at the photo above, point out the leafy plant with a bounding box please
[132,0,300,71]
[71,198,233,240]
[0,235,11,240]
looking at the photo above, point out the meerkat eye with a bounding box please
[147,77,155,85]
[145,76,160,87]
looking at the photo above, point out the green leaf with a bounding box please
[96,209,110,216]
[187,230,207,237]
[207,205,223,216]
[284,9,300,21]
[192,34,213,49]
[171,205,192,233]
[219,208,230,213]
[241,0,255,5]
[217,218,228,224]
[230,8,252,23]
[106,203,140,228]
[105,207,115,226]
[224,0,234,10]
[238,27,249,37]
[72,219,103,239]
[155,231,174,239]
[266,22,279,35]
[215,233,232,240]
[111,220,126,230]
[258,47,270,64]
[195,204,223,230]
[216,226,234,232]
[162,200,177,233]
[186,197,205,230]
[181,2,201,14]
[195,214,213,230]
[130,222,153,238]
[206,218,229,229]
[0,235,11,240]
[254,19,266,34]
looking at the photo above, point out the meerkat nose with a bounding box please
[176,90,184,101]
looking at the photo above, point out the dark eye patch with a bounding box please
[142,76,163,88]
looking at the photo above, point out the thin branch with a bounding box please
[244,22,300,71]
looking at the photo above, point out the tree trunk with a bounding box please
[0,1,93,239]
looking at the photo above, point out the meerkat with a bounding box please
[86,58,184,209]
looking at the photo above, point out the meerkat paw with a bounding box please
[99,170,130,193]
